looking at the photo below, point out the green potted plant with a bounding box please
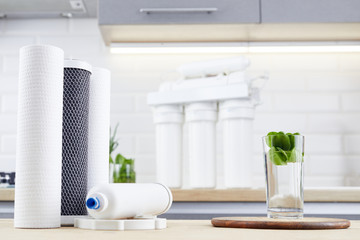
[109,124,136,183]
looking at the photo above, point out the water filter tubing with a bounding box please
[153,105,183,188]
[86,183,173,219]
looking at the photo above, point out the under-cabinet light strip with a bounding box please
[110,42,360,54]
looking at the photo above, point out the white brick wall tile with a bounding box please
[1,95,17,113]
[304,176,345,187]
[308,72,360,91]
[0,155,16,171]
[136,135,156,154]
[267,54,339,71]
[252,155,264,175]
[0,37,35,54]
[254,113,307,134]
[0,115,17,133]
[1,135,16,153]
[341,93,360,111]
[134,155,156,175]
[111,73,164,93]
[3,55,19,73]
[255,93,273,112]
[110,95,135,113]
[135,95,152,113]
[264,71,307,91]
[308,155,347,175]
[136,174,156,183]
[252,176,266,188]
[111,114,154,134]
[5,19,68,34]
[0,77,18,93]
[69,19,100,34]
[111,134,135,156]
[274,93,339,112]
[342,113,360,133]
[308,113,360,134]
[306,134,343,154]
[344,135,360,154]
[307,114,343,133]
[339,54,360,71]
[253,134,264,154]
[344,156,360,175]
[246,54,276,71]
[37,35,103,55]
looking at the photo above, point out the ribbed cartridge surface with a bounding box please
[61,65,91,216]
[15,45,64,228]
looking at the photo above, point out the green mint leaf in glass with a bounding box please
[288,148,302,163]
[276,147,289,162]
[266,131,302,165]
[266,132,277,146]
[268,147,287,165]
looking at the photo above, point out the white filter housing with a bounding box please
[186,102,217,188]
[86,183,173,219]
[177,56,250,78]
[154,105,183,188]
[220,99,255,188]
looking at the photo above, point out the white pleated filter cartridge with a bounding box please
[87,67,111,191]
[14,45,64,228]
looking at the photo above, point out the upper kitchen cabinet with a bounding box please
[254,0,360,41]
[261,0,360,23]
[99,0,260,44]
[99,0,260,25]
[99,0,360,44]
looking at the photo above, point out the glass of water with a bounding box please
[262,134,304,219]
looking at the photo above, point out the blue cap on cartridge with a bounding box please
[86,197,100,210]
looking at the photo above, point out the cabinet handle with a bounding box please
[139,8,218,14]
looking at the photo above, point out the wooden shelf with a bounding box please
[171,188,360,202]
[2,187,360,202]
[0,188,14,201]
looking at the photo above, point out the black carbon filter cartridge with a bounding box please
[61,60,92,223]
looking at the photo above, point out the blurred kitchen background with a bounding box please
[0,0,360,189]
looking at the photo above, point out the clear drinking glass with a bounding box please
[262,135,304,219]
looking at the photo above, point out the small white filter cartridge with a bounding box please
[185,102,217,188]
[220,99,255,188]
[154,105,183,188]
[86,183,173,219]
[87,67,111,191]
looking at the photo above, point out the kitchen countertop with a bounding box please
[1,219,359,240]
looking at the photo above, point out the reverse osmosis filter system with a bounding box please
[148,57,264,189]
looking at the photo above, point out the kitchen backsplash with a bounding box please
[0,18,359,187]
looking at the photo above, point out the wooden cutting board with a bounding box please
[211,217,351,230]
